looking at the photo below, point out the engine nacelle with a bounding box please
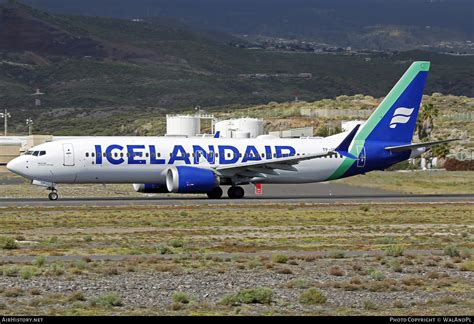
[133,183,169,193]
[166,166,218,193]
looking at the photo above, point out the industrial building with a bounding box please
[214,118,264,138]
[268,127,313,138]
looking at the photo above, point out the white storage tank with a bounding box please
[341,120,365,132]
[232,131,251,139]
[166,115,201,137]
[215,118,264,138]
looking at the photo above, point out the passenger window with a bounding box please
[103,153,106,158]
[146,153,149,158]
[86,153,89,157]
[92,153,95,157]
[157,152,161,157]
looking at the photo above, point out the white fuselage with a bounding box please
[7,134,349,185]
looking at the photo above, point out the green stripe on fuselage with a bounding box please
[326,61,430,181]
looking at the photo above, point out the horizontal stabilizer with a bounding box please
[385,139,459,153]
[334,124,360,160]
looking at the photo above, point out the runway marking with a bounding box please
[0,194,472,207]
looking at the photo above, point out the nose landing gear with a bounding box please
[47,187,59,201]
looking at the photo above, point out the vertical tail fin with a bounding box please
[356,61,430,145]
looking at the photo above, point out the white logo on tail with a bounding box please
[390,107,414,128]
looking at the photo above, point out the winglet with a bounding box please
[334,124,360,159]
[214,131,220,138]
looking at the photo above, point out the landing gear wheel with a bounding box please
[207,187,223,199]
[48,192,59,201]
[227,186,244,199]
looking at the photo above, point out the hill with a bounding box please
[21,0,474,52]
[0,2,473,136]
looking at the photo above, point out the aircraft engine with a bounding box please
[166,166,218,193]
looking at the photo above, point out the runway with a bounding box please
[1,183,472,207]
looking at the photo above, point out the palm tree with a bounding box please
[416,103,439,141]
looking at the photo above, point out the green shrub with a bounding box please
[172,292,189,304]
[73,260,87,270]
[328,250,345,259]
[19,268,34,280]
[444,245,460,257]
[156,244,174,255]
[376,237,397,245]
[3,266,20,277]
[391,260,403,273]
[169,239,184,248]
[90,292,122,307]
[48,236,58,244]
[221,288,273,306]
[385,245,405,257]
[299,288,327,305]
[271,254,288,264]
[83,235,93,242]
[370,270,386,281]
[363,299,378,310]
[287,278,311,289]
[0,237,18,250]
[47,262,65,276]
[33,256,46,267]
[68,291,86,302]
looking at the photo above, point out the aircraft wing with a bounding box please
[214,125,360,179]
[215,151,333,178]
[385,139,458,153]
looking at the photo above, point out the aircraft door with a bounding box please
[63,143,75,166]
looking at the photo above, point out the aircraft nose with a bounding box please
[6,157,23,176]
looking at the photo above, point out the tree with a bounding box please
[416,103,439,141]
[431,142,450,159]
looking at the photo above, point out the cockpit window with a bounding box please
[25,151,33,155]
[39,151,46,156]
[32,151,39,156]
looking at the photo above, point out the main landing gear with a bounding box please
[47,187,59,201]
[206,186,245,199]
[227,186,245,199]
[207,187,223,199]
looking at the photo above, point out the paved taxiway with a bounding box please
[0,183,472,207]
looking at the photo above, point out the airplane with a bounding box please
[7,61,456,201]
